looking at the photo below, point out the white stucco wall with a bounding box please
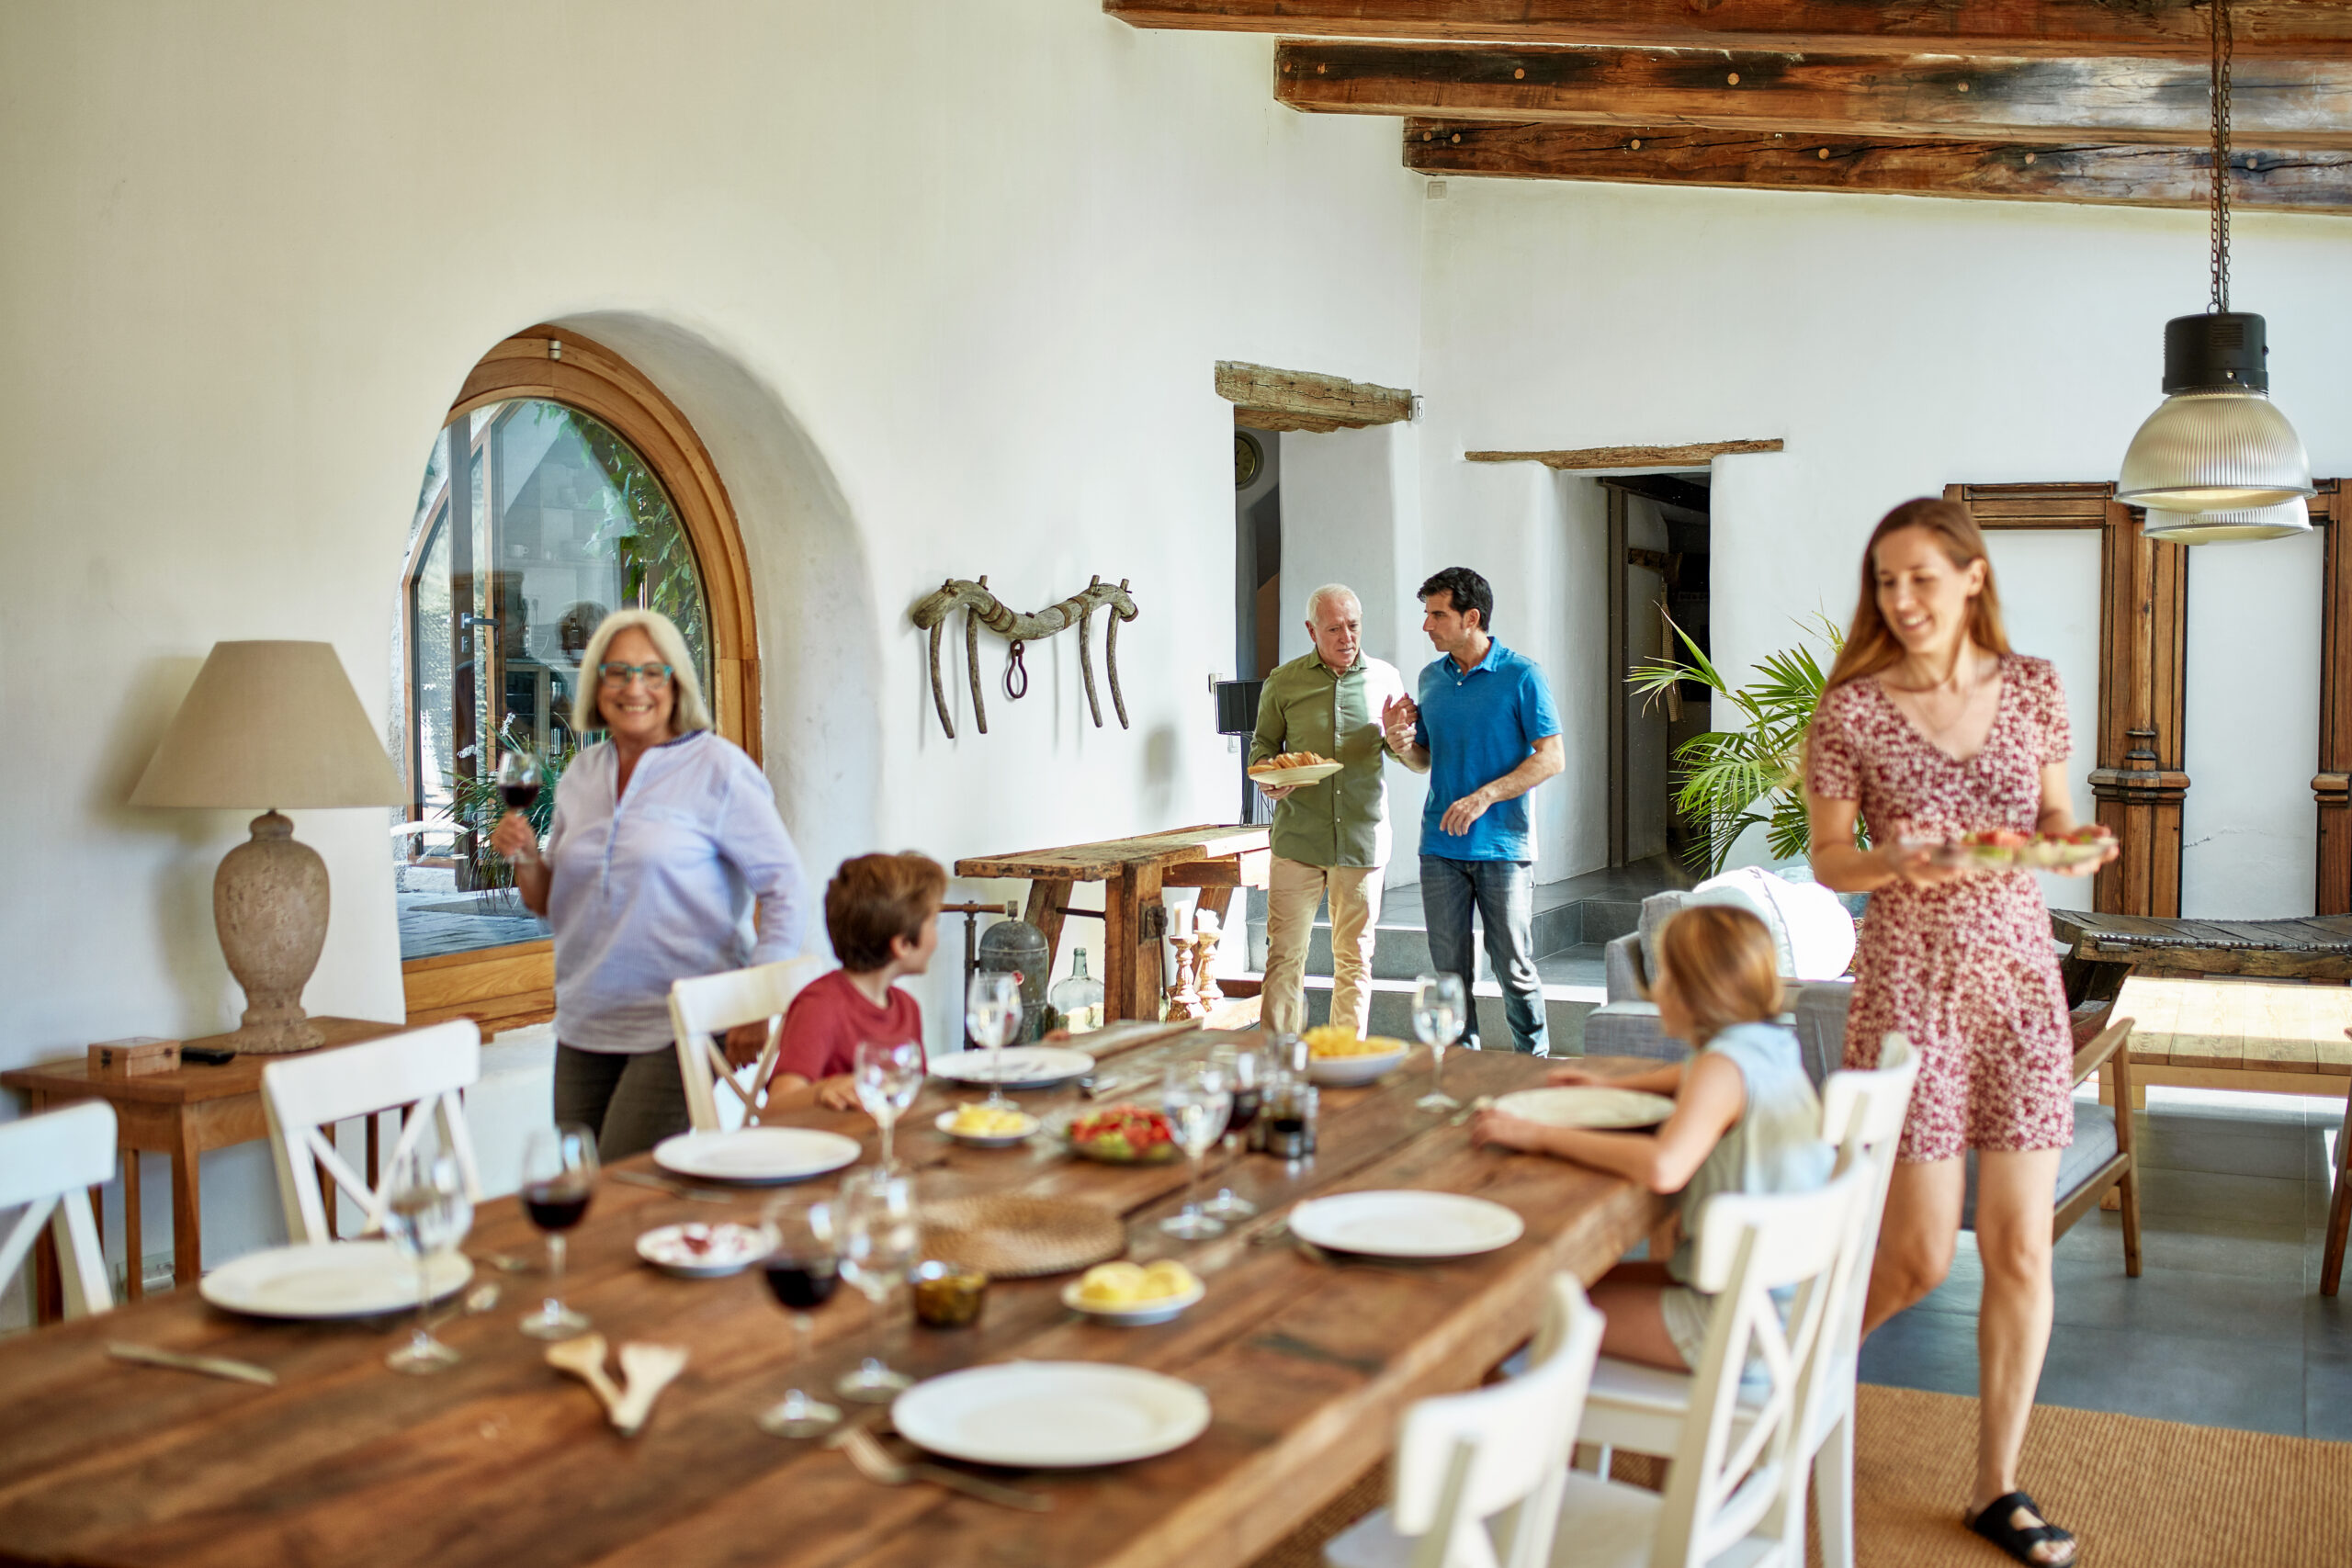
[1418,177,2352,902]
[0,0,1421,1292]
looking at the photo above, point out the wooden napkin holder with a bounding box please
[89,1036,181,1077]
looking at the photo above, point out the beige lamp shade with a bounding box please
[131,640,404,809]
[130,640,403,1054]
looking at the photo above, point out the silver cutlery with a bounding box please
[612,1169,735,1203]
[827,1424,1052,1512]
[423,1281,502,1332]
[1294,1239,1422,1273]
[107,1341,278,1387]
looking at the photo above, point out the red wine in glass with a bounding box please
[763,1255,839,1310]
[522,1181,591,1232]
[500,782,539,810]
[1227,1087,1262,1134]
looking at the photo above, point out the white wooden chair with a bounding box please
[261,1021,482,1245]
[1324,1273,1606,1568]
[0,1101,119,1319]
[1549,1166,1869,1568]
[669,956,831,1133]
[1573,1036,1919,1568]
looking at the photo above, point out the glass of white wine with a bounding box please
[854,1040,924,1171]
[964,971,1023,1110]
[1413,971,1468,1111]
[1159,1058,1233,1240]
[833,1169,920,1404]
[383,1151,473,1374]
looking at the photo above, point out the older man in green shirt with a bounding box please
[1250,584,1412,1038]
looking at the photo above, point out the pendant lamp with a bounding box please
[2116,0,2312,525]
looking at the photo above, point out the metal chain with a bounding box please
[2210,0,2233,312]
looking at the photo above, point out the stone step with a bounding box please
[1244,892,1640,982]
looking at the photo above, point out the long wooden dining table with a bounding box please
[0,1030,1668,1568]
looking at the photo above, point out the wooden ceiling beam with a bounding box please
[1280,42,2352,152]
[1216,360,1415,429]
[1408,120,2352,214]
[1468,440,1781,469]
[1107,1,2352,62]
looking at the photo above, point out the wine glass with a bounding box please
[494,750,543,833]
[965,971,1023,1109]
[854,1040,924,1171]
[834,1169,920,1404]
[1159,1058,1233,1240]
[1201,1043,1262,1221]
[755,1193,842,1438]
[1414,972,1469,1111]
[382,1150,473,1374]
[516,1124,596,1339]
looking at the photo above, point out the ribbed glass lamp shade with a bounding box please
[2142,495,2312,545]
[2118,389,2313,514]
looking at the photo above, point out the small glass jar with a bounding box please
[910,1260,988,1329]
[1050,947,1105,1035]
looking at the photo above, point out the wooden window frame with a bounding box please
[400,326,761,1032]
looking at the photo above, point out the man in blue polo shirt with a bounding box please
[1380,567,1564,1055]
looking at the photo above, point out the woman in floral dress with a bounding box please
[1806,498,2112,1568]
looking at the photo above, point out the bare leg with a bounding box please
[1860,1156,1963,1337]
[1589,1260,1688,1371]
[1970,1146,2072,1565]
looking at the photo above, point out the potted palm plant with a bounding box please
[1628,615,1858,876]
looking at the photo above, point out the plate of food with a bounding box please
[636,1221,770,1279]
[1061,1259,1204,1325]
[1302,1024,1410,1086]
[1061,1104,1181,1165]
[1249,750,1345,787]
[1934,825,2114,871]
[935,1101,1041,1148]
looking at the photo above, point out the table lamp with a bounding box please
[130,641,406,1053]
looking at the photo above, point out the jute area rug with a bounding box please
[1249,1384,2352,1568]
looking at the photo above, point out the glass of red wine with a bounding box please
[1203,1042,1262,1221]
[494,749,543,829]
[516,1123,596,1339]
[755,1193,842,1438]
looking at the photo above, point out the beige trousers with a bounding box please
[1262,855,1385,1038]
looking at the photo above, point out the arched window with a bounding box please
[392,328,758,1018]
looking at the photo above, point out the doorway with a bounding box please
[1605,473,1713,871]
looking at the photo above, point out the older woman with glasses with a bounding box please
[492,609,808,1160]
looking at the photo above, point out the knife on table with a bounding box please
[108,1342,278,1387]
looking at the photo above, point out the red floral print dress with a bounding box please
[1808,654,2075,1163]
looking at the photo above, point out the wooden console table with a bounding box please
[1,1016,404,1319]
[956,824,1271,1021]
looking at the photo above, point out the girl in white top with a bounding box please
[1473,903,1831,1371]
[493,610,806,1160]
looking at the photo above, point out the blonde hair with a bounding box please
[571,609,712,736]
[1654,905,1783,1046]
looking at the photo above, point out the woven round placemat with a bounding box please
[917,1194,1126,1280]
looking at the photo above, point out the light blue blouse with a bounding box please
[1668,1021,1835,1286]
[543,729,808,1053]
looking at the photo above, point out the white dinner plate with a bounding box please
[651,1127,863,1186]
[1060,1276,1205,1326]
[1489,1086,1677,1131]
[892,1361,1212,1467]
[1248,761,1344,787]
[1286,1190,1526,1260]
[200,1242,473,1320]
[928,1046,1095,1089]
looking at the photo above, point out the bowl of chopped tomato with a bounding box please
[1062,1104,1180,1165]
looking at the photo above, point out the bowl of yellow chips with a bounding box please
[1301,1025,1411,1086]
[935,1102,1041,1148]
[1061,1259,1204,1325]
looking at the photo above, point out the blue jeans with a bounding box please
[1419,854,1547,1055]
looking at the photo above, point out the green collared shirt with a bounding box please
[1250,649,1408,869]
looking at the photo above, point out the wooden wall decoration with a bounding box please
[1947,482,2187,918]
[2308,482,2351,912]
[909,576,1140,739]
[403,327,762,1031]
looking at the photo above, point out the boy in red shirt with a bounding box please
[765,852,945,1111]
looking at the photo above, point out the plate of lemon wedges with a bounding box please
[1061,1259,1204,1325]
[934,1101,1042,1148]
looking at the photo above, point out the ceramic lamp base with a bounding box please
[213,810,329,1055]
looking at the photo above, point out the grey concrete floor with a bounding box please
[1858,1085,2352,1438]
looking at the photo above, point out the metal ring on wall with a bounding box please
[1004,639,1029,700]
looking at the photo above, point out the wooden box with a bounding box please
[88,1036,180,1077]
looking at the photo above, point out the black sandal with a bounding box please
[1968,1491,2077,1565]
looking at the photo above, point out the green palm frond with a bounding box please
[1631,614,1849,875]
